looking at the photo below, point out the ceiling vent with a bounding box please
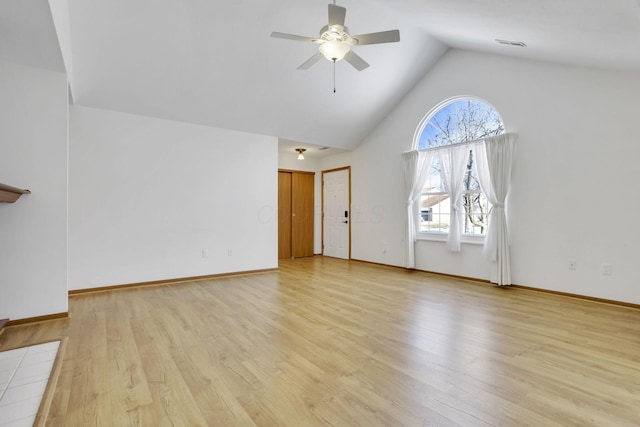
[495,39,527,47]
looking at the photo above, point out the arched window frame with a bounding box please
[412,96,505,242]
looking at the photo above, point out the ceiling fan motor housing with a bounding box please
[320,25,356,45]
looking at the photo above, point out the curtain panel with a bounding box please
[439,143,473,252]
[402,150,435,268]
[475,133,518,285]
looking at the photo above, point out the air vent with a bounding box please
[495,39,527,47]
[318,147,329,151]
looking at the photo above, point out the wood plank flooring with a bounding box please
[1,257,639,426]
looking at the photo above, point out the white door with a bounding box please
[323,168,350,259]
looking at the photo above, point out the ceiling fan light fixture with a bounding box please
[319,40,350,61]
[295,148,306,160]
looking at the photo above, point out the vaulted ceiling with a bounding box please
[3,0,640,151]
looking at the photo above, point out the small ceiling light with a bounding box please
[295,148,306,160]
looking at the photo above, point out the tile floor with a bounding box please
[0,341,60,427]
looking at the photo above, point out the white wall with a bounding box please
[69,106,278,289]
[341,49,640,304]
[0,61,68,320]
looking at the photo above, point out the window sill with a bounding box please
[417,232,484,246]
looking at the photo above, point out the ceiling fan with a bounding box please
[271,2,400,71]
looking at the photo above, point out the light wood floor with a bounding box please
[1,257,639,426]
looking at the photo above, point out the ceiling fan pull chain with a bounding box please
[333,59,337,93]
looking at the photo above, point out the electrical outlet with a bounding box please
[227,248,232,256]
[568,259,577,270]
[201,249,208,258]
[602,264,612,276]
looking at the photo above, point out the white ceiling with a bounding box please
[3,0,640,153]
[0,0,65,72]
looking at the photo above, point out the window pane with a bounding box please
[417,99,504,150]
[462,191,490,235]
[420,194,449,233]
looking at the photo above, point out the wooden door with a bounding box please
[278,170,314,259]
[291,172,314,257]
[278,172,292,259]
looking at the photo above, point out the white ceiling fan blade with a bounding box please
[351,30,400,46]
[271,32,321,43]
[328,4,346,27]
[297,52,324,70]
[344,50,369,71]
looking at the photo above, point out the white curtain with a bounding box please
[439,144,472,252]
[475,133,518,285]
[402,150,435,268]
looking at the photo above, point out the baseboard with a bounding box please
[69,267,279,296]
[349,258,639,310]
[6,312,69,327]
[350,258,492,284]
[510,284,640,310]
[413,267,491,284]
[349,258,405,270]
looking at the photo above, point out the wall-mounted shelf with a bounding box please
[0,183,31,203]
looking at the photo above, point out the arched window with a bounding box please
[414,97,504,236]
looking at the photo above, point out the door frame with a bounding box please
[321,166,351,259]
